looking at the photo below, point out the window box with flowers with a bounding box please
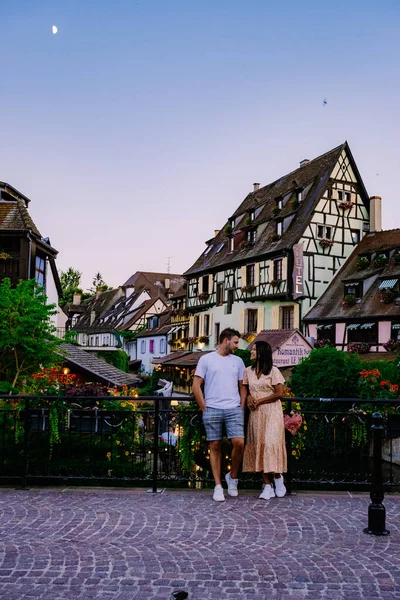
[181,337,189,345]
[198,335,209,344]
[343,294,357,307]
[338,200,353,210]
[0,251,12,260]
[383,339,400,352]
[198,292,209,301]
[373,254,388,268]
[319,237,334,249]
[241,284,256,294]
[188,337,198,344]
[270,279,281,288]
[241,332,256,343]
[380,289,397,304]
[314,338,333,349]
[357,256,369,270]
[347,342,371,354]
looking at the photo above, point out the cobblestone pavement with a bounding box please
[0,488,399,599]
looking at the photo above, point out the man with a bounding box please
[192,328,247,501]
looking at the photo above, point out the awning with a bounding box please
[379,279,398,290]
[345,282,360,287]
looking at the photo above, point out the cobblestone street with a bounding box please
[0,488,399,599]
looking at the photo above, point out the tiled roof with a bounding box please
[154,351,211,367]
[122,271,182,289]
[72,288,125,332]
[0,199,41,237]
[60,343,141,387]
[184,142,369,276]
[304,230,400,321]
[248,329,313,352]
[137,324,172,338]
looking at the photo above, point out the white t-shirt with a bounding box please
[195,352,245,409]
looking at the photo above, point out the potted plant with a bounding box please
[244,216,252,226]
[383,339,400,352]
[357,257,369,270]
[188,337,198,344]
[319,237,334,249]
[198,292,209,301]
[198,335,209,344]
[380,289,396,304]
[270,279,281,288]
[338,200,353,210]
[373,254,388,268]
[347,342,371,354]
[272,206,281,217]
[342,294,357,307]
[241,284,256,294]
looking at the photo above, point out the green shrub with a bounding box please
[96,349,129,373]
[234,349,252,367]
[359,359,400,386]
[289,347,362,398]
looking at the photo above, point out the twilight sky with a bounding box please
[1,0,399,289]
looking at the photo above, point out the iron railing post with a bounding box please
[21,397,30,489]
[152,398,160,493]
[364,412,390,536]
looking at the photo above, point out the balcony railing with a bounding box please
[0,395,399,491]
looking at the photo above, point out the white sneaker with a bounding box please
[225,472,239,497]
[259,484,275,500]
[213,484,225,502]
[274,476,286,498]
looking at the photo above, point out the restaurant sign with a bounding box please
[273,333,312,367]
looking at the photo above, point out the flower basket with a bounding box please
[272,206,281,217]
[319,237,334,249]
[338,201,353,210]
[357,257,369,270]
[383,339,400,352]
[314,339,333,349]
[0,252,12,260]
[198,292,209,301]
[347,342,371,354]
[270,279,281,288]
[241,284,256,294]
[373,254,388,268]
[342,294,357,307]
[198,335,209,344]
[380,289,396,304]
[241,332,256,343]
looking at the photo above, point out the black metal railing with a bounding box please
[0,395,399,491]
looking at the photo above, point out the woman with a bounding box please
[242,341,287,500]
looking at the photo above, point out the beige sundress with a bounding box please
[242,366,287,474]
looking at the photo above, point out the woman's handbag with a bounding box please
[283,412,303,435]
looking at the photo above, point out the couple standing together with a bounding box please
[192,327,287,502]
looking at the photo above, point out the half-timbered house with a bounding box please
[0,181,65,329]
[183,142,371,348]
[303,229,400,353]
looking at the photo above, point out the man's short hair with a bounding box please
[219,328,241,344]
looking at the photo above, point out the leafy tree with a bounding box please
[289,346,362,398]
[59,267,83,307]
[0,278,61,392]
[235,348,251,367]
[90,272,111,294]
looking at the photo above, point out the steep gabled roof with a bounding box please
[60,343,141,387]
[0,198,41,237]
[304,230,400,321]
[184,142,369,277]
[73,288,125,332]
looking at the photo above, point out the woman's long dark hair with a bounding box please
[252,341,273,376]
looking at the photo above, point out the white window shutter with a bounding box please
[238,309,245,334]
[271,305,280,329]
[199,314,203,335]
[254,263,260,287]
[241,266,247,287]
[188,316,194,337]
[257,307,264,332]
[198,277,203,294]
[282,257,288,281]
[293,303,300,329]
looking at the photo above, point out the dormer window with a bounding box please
[297,190,302,203]
[229,237,234,252]
[345,281,362,299]
[250,210,255,221]
[276,221,283,236]
[317,225,332,239]
[247,230,257,244]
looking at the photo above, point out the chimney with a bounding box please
[72,292,81,305]
[164,278,170,290]
[253,183,260,191]
[369,196,382,233]
[214,229,220,237]
[96,286,103,299]
[300,159,310,168]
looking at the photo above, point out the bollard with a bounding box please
[152,398,160,493]
[364,412,390,536]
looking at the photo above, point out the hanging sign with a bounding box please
[292,243,304,299]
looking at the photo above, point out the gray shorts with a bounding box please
[202,407,244,441]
